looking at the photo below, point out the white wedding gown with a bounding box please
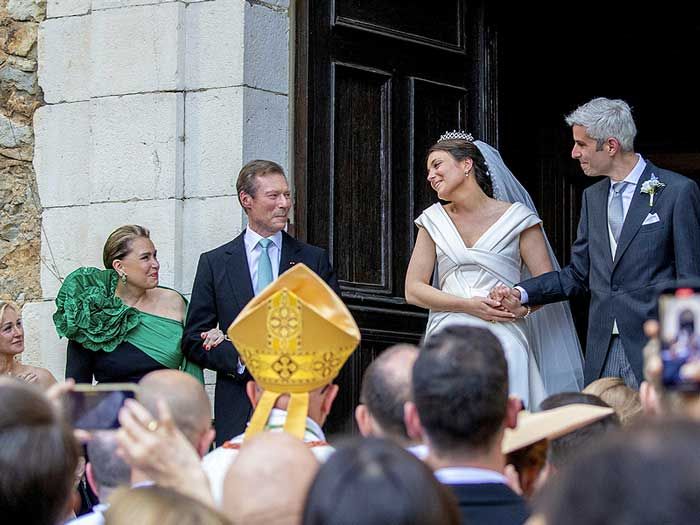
[417,202,547,408]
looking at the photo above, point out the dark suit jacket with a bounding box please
[182,230,340,444]
[520,162,700,384]
[447,483,529,525]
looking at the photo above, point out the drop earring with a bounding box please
[121,273,127,284]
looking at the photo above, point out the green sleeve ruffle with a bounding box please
[53,267,141,352]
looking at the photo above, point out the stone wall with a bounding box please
[0,0,45,305]
[22,0,290,398]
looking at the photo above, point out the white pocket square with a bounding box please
[642,213,660,225]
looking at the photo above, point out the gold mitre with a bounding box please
[227,263,360,440]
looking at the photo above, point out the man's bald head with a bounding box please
[138,370,212,446]
[222,432,319,524]
[356,344,419,444]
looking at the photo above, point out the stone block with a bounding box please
[90,3,185,97]
[33,101,91,207]
[0,113,31,148]
[243,2,289,94]
[0,65,37,95]
[90,92,184,202]
[92,0,180,9]
[21,300,66,381]
[40,206,93,299]
[7,0,44,22]
[46,0,90,18]
[184,87,242,198]
[185,0,244,90]
[3,21,38,57]
[38,16,91,103]
[242,87,288,170]
[87,199,183,289]
[181,195,243,293]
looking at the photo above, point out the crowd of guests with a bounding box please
[3,94,700,523]
[3,272,700,524]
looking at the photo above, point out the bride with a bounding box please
[405,131,583,408]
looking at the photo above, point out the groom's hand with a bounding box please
[489,284,512,302]
[501,288,522,312]
[490,286,522,313]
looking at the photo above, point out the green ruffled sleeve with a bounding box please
[53,267,142,352]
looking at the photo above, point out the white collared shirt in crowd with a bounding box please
[434,466,508,485]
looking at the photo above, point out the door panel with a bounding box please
[296,0,484,435]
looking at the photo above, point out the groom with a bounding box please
[497,97,700,388]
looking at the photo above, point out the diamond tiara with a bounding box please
[438,130,474,142]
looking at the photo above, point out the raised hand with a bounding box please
[14,371,38,384]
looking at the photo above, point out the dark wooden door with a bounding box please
[295,2,700,435]
[294,0,496,435]
[495,4,700,342]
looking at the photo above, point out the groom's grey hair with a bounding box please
[565,97,637,152]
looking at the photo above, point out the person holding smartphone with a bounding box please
[54,225,204,384]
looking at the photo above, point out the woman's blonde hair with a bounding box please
[0,301,18,325]
[102,225,150,270]
[104,486,230,525]
[583,377,642,425]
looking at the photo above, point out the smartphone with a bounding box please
[63,383,139,430]
[659,287,700,391]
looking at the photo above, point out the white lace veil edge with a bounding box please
[475,140,584,396]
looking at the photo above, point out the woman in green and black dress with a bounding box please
[54,225,203,384]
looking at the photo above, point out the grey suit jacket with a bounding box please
[520,161,700,384]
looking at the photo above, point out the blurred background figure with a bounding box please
[538,393,620,478]
[583,377,642,425]
[71,430,131,525]
[502,403,615,500]
[104,486,230,525]
[302,438,460,525]
[535,419,700,525]
[0,300,56,388]
[0,377,79,525]
[221,432,319,525]
[354,344,424,455]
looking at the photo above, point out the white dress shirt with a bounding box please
[236,228,283,373]
[607,154,646,259]
[434,466,508,485]
[243,227,283,291]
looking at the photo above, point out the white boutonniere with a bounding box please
[640,174,665,206]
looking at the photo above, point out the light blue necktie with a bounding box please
[608,181,628,243]
[256,238,273,294]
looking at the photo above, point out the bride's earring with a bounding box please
[464,171,470,178]
[120,273,127,284]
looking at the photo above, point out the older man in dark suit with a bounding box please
[497,98,700,388]
[183,160,340,444]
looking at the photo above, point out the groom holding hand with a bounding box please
[496,97,700,388]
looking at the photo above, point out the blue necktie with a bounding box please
[256,238,273,294]
[608,181,628,243]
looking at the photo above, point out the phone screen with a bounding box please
[64,385,138,430]
[659,288,700,391]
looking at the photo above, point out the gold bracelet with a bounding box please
[522,305,532,320]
